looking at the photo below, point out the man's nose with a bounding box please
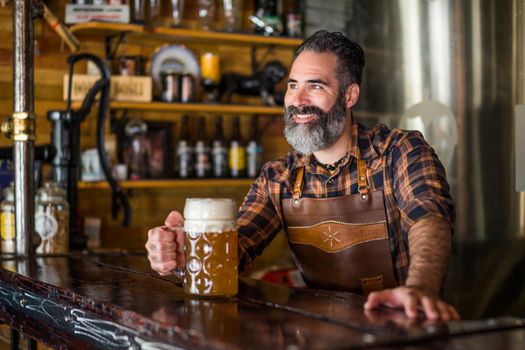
[289,87,310,107]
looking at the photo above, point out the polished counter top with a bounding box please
[0,252,524,349]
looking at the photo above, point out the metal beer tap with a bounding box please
[51,53,132,249]
[1,54,132,251]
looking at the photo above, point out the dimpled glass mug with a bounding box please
[183,198,238,297]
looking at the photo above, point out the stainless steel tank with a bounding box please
[336,0,523,241]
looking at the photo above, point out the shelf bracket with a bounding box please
[110,109,129,133]
[105,31,129,61]
[251,45,276,74]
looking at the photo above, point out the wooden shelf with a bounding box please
[78,179,254,189]
[69,22,302,47]
[71,101,283,116]
[69,22,145,35]
[108,101,283,114]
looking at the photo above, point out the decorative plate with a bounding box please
[150,45,200,93]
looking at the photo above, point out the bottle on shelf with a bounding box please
[175,115,194,178]
[253,0,282,35]
[1,182,15,254]
[125,119,149,180]
[35,181,69,255]
[246,115,263,178]
[282,0,303,38]
[228,115,246,178]
[211,116,229,178]
[197,0,216,31]
[130,0,148,24]
[149,0,162,26]
[200,53,221,103]
[194,116,211,178]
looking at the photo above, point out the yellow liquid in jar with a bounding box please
[184,229,238,297]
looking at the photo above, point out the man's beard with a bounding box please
[284,95,347,154]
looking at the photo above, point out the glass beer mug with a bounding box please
[183,198,238,297]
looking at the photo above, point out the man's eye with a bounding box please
[310,84,322,90]
[288,83,297,89]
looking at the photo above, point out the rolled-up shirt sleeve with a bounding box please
[237,171,282,272]
[391,131,456,236]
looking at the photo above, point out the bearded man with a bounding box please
[145,30,459,321]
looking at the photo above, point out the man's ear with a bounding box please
[344,83,360,109]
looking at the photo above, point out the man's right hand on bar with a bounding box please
[145,211,185,276]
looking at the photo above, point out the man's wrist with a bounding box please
[404,282,439,297]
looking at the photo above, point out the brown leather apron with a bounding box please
[281,159,398,294]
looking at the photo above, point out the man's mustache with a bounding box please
[286,105,326,117]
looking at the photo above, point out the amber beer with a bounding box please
[183,198,238,297]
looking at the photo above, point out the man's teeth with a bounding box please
[297,114,314,119]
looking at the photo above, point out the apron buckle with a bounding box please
[360,275,384,295]
[358,185,369,200]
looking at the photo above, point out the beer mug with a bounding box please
[183,198,238,297]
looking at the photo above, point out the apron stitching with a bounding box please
[289,237,390,253]
[287,220,387,229]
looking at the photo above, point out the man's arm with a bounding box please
[365,132,459,320]
[364,215,459,321]
[405,215,451,295]
[237,168,283,272]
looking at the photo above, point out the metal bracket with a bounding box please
[105,31,129,61]
[1,112,37,142]
[251,45,277,74]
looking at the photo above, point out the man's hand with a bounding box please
[366,216,459,321]
[145,211,185,276]
[364,286,460,321]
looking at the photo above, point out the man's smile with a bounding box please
[293,114,317,124]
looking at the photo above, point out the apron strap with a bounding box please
[292,167,305,200]
[293,160,369,200]
[357,159,370,200]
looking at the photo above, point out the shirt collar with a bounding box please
[277,117,382,183]
[302,117,381,165]
[352,119,381,163]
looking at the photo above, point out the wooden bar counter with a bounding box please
[0,252,523,349]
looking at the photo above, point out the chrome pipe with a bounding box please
[13,0,36,258]
[514,0,525,237]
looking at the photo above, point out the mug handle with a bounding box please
[162,224,186,284]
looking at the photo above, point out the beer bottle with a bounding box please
[246,115,263,178]
[175,115,194,178]
[282,0,303,38]
[1,182,15,255]
[228,116,246,178]
[194,116,211,178]
[211,116,228,178]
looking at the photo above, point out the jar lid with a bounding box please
[2,182,14,201]
[184,198,236,220]
[37,181,67,201]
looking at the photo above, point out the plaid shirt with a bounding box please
[237,120,455,284]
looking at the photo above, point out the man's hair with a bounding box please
[294,30,365,93]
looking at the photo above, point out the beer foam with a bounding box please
[184,220,237,234]
[184,198,237,220]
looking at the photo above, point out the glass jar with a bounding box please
[35,182,69,254]
[1,183,16,255]
[197,0,216,31]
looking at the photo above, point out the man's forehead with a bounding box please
[290,51,338,80]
